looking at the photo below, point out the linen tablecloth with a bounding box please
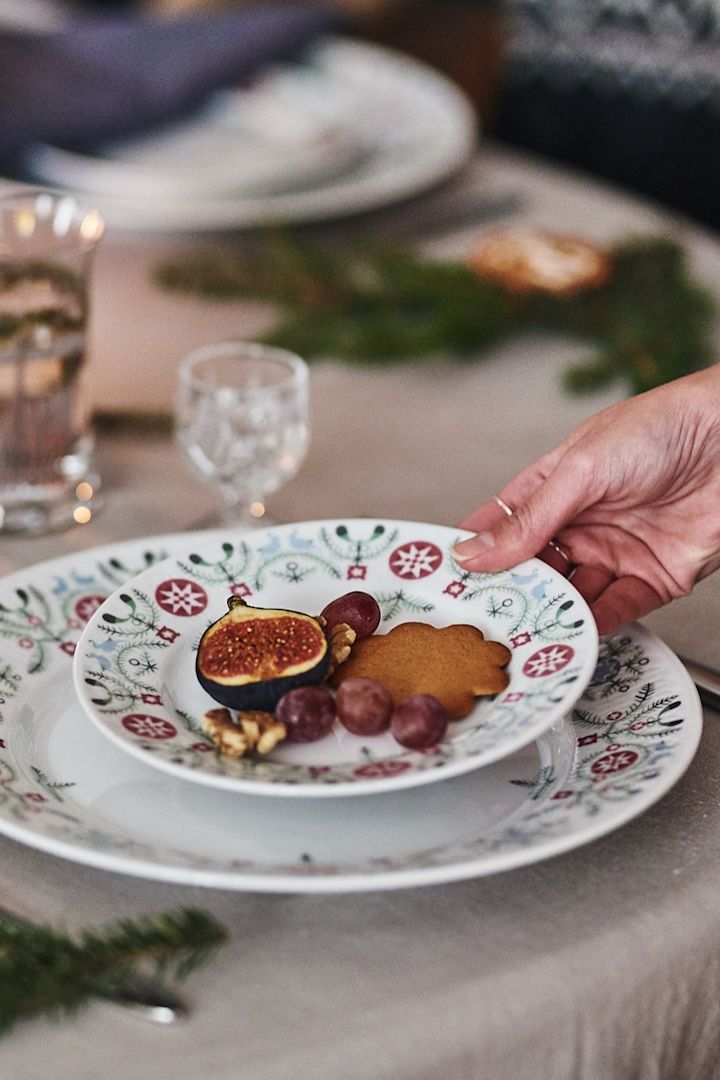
[2,143,720,1080]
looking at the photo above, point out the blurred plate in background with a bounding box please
[21,37,478,232]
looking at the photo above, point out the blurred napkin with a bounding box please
[0,4,346,167]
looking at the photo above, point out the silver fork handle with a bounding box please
[99,976,188,1024]
[679,656,720,712]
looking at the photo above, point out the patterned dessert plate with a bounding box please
[0,530,702,890]
[72,519,599,795]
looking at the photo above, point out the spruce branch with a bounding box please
[0,906,226,1035]
[155,231,716,396]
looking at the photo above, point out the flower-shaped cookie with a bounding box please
[332,622,511,718]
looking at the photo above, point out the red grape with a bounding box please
[391,695,449,749]
[336,677,394,735]
[275,686,336,743]
[320,591,381,639]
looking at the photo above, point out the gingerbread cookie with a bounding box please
[331,622,511,718]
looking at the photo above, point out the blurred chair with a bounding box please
[354,0,505,128]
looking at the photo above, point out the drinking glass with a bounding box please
[175,341,310,527]
[0,191,104,534]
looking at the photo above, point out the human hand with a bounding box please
[453,366,720,634]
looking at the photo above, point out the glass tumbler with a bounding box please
[0,191,105,534]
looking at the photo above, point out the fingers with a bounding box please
[590,576,664,635]
[568,565,614,603]
[458,485,664,636]
[458,454,562,536]
[537,541,575,577]
[459,506,577,578]
[454,456,595,572]
[458,499,511,536]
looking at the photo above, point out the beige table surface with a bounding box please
[2,142,720,1080]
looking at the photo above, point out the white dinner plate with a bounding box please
[17,38,478,231]
[25,65,368,200]
[0,529,702,890]
[72,519,598,796]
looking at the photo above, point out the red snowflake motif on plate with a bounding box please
[522,644,575,677]
[510,632,532,649]
[74,595,107,623]
[353,760,413,779]
[155,578,208,617]
[156,626,180,644]
[122,714,177,740]
[191,742,213,753]
[59,642,76,657]
[25,792,47,803]
[578,733,599,746]
[229,582,252,598]
[18,638,33,649]
[26,614,44,627]
[347,564,367,580]
[504,691,524,703]
[389,541,442,580]
[590,749,639,776]
[444,580,466,598]
[552,790,574,800]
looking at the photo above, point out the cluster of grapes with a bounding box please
[274,591,450,751]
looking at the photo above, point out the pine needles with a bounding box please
[0,906,226,1035]
[156,231,716,395]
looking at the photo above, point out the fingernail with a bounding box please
[453,531,495,560]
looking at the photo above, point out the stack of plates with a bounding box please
[0,519,701,892]
[19,38,479,232]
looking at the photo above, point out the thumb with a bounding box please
[453,459,594,571]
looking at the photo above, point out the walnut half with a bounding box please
[317,617,357,678]
[237,710,287,754]
[201,707,287,758]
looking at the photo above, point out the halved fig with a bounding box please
[196,597,329,712]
